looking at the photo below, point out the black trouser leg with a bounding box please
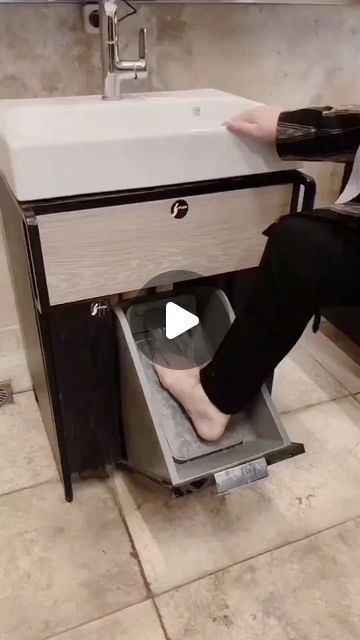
[201,214,360,414]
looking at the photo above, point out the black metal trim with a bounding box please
[299,172,317,210]
[290,171,317,213]
[23,214,51,313]
[27,170,316,216]
[340,162,353,196]
[37,310,74,502]
[265,441,305,466]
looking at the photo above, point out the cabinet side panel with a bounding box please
[0,175,71,497]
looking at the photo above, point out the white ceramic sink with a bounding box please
[0,89,292,201]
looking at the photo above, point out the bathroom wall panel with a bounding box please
[0,232,18,329]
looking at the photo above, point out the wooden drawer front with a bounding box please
[38,185,291,306]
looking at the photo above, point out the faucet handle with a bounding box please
[139,29,147,65]
[133,29,147,80]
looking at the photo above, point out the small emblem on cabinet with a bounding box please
[90,300,109,317]
[171,200,189,219]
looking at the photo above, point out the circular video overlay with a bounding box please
[126,270,233,370]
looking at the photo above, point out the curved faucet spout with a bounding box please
[99,0,148,100]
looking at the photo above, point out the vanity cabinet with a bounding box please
[0,170,315,501]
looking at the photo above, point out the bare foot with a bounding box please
[154,365,230,442]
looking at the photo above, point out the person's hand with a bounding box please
[226,105,282,143]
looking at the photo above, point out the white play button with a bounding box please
[165,302,199,340]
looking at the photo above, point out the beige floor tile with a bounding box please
[50,601,165,640]
[156,518,360,640]
[321,322,360,366]
[273,342,348,413]
[0,391,57,495]
[0,325,31,392]
[0,324,24,357]
[0,480,147,640]
[0,350,32,393]
[300,325,360,394]
[113,397,360,594]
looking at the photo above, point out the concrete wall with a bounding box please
[0,3,359,374]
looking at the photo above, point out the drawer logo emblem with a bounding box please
[90,300,109,318]
[171,200,189,219]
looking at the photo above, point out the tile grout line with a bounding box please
[279,390,353,417]
[152,512,360,600]
[300,337,360,396]
[106,476,152,597]
[0,476,58,501]
[151,598,173,640]
[11,387,33,396]
[106,476,173,640]
[40,597,150,640]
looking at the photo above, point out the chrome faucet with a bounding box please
[99,0,148,100]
